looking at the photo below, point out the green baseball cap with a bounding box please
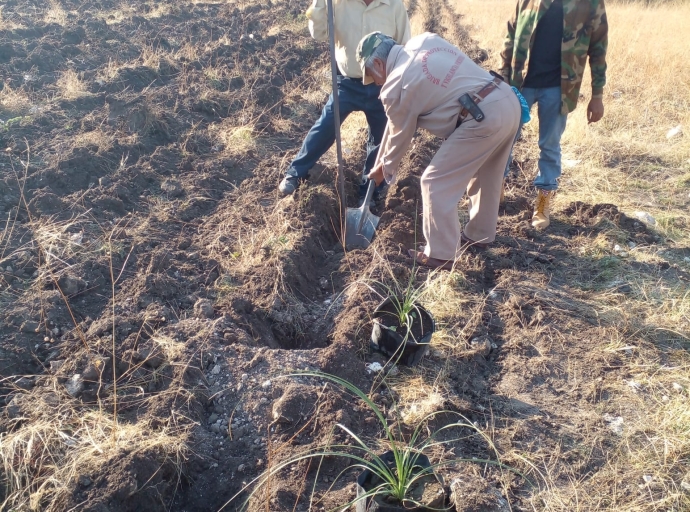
[357,31,390,85]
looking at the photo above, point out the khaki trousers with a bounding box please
[421,83,521,261]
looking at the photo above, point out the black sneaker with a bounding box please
[278,175,301,196]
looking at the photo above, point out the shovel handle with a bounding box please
[326,0,347,233]
[362,179,376,210]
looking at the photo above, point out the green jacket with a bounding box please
[500,0,608,115]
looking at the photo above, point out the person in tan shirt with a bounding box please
[360,32,521,270]
[278,0,410,198]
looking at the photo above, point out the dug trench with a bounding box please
[1,0,688,511]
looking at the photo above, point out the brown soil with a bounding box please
[0,0,687,511]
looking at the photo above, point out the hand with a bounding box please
[368,163,385,186]
[587,97,604,124]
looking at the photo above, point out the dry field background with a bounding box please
[0,0,686,511]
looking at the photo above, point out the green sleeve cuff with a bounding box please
[592,86,604,98]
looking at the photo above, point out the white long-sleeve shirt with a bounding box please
[307,0,411,79]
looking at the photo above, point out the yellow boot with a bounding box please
[532,189,555,230]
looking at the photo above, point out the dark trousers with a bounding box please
[286,75,388,195]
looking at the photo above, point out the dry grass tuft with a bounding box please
[56,70,89,100]
[73,129,115,154]
[0,406,188,511]
[43,0,68,25]
[0,6,25,30]
[0,84,33,118]
[96,59,123,83]
[392,374,448,425]
[208,121,259,157]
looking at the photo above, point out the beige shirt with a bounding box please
[307,0,411,79]
[377,33,495,183]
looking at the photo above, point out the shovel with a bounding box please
[325,0,379,250]
[345,179,380,249]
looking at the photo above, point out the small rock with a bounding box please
[365,362,383,374]
[666,124,683,140]
[470,336,492,357]
[643,475,653,484]
[14,377,34,390]
[139,345,164,369]
[627,380,642,393]
[319,277,329,290]
[238,464,246,472]
[82,357,110,381]
[241,373,249,381]
[210,424,220,434]
[603,413,624,435]
[672,382,684,393]
[194,299,214,319]
[82,363,100,381]
[209,413,219,424]
[65,374,85,398]
[6,395,23,418]
[614,283,632,294]
[634,211,656,226]
[261,380,271,389]
[78,475,92,487]
[628,241,637,249]
[160,179,184,197]
[50,360,65,373]
[20,321,39,333]
[211,364,221,375]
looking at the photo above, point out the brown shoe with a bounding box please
[407,249,455,271]
[460,233,489,251]
[532,189,556,230]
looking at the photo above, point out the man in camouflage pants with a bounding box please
[501,0,608,229]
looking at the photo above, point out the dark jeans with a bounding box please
[286,76,387,196]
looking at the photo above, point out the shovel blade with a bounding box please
[345,206,380,249]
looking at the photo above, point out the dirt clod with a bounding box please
[272,383,318,425]
[450,474,509,512]
[194,298,214,319]
[58,274,87,296]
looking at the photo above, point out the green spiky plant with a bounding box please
[353,253,434,346]
[220,371,526,511]
[373,269,428,341]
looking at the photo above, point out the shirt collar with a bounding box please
[386,45,403,75]
[354,0,391,6]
